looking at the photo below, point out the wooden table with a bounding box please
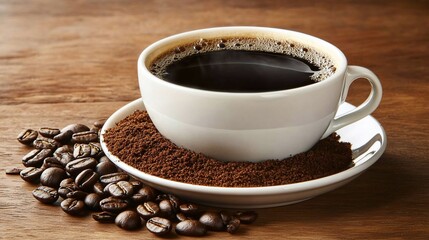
[1,0,428,239]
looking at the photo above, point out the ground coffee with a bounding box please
[103,110,353,187]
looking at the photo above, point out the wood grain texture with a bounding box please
[1,0,428,239]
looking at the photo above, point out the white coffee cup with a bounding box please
[137,27,382,162]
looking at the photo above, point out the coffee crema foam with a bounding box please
[150,37,336,82]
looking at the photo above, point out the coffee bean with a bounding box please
[66,190,88,200]
[17,129,38,145]
[40,167,67,188]
[220,211,232,225]
[58,185,79,199]
[84,193,102,210]
[33,137,58,149]
[65,157,97,177]
[115,210,142,230]
[235,211,257,224]
[128,180,143,192]
[100,172,129,185]
[131,186,157,203]
[226,218,240,234]
[176,213,190,221]
[59,178,75,187]
[61,198,85,215]
[95,161,117,176]
[92,211,117,223]
[72,131,98,143]
[53,130,73,144]
[42,157,64,169]
[75,169,99,191]
[175,220,207,236]
[53,145,74,166]
[22,148,53,167]
[179,203,199,216]
[20,167,44,183]
[146,217,172,236]
[100,197,128,213]
[5,167,23,175]
[93,182,105,196]
[98,156,110,163]
[90,126,100,135]
[73,142,102,158]
[108,181,134,199]
[159,199,174,217]
[61,124,90,134]
[93,119,106,128]
[137,201,160,220]
[199,211,224,231]
[32,186,59,204]
[156,194,180,212]
[39,127,60,138]
[103,182,114,195]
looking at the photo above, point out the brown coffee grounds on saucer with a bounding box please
[103,110,353,187]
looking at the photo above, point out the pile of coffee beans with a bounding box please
[9,121,257,236]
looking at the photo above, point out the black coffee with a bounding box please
[150,37,335,93]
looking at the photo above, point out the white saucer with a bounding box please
[100,99,387,209]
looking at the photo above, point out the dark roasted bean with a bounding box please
[95,161,117,176]
[61,124,90,134]
[146,217,172,236]
[72,131,98,143]
[98,156,110,163]
[32,186,59,204]
[108,181,134,199]
[66,190,88,200]
[100,172,129,185]
[100,197,128,213]
[226,218,240,234]
[93,119,106,128]
[92,211,117,223]
[75,169,99,191]
[17,129,38,145]
[93,182,105,196]
[103,182,114,195]
[90,126,100,135]
[5,167,23,175]
[42,157,64,169]
[235,211,257,224]
[220,211,232,225]
[40,167,67,188]
[137,201,160,220]
[33,137,58,149]
[53,130,73,144]
[58,185,79,199]
[59,178,75,187]
[84,193,102,210]
[115,210,142,230]
[175,220,207,236]
[39,127,60,138]
[53,145,74,166]
[128,180,143,192]
[65,157,97,177]
[176,213,190,222]
[199,211,224,231]
[22,149,53,167]
[73,142,102,158]
[61,198,85,215]
[20,167,44,183]
[131,186,157,203]
[159,199,174,217]
[180,203,199,216]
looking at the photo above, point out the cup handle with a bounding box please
[321,66,383,138]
